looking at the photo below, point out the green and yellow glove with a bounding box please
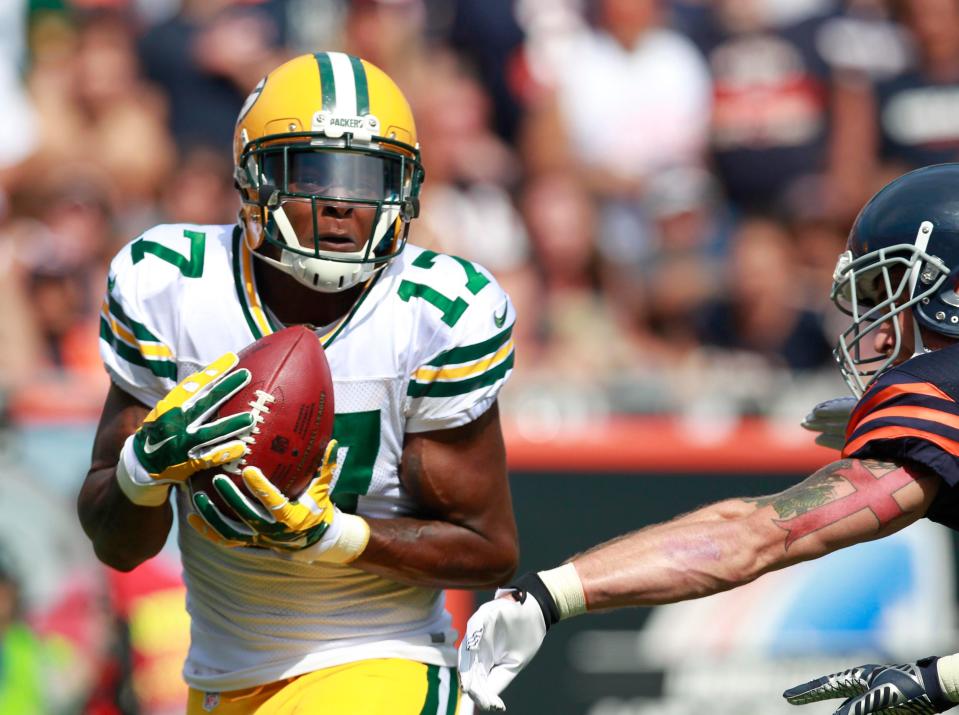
[187,439,370,564]
[116,353,254,507]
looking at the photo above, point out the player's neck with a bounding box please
[253,257,365,329]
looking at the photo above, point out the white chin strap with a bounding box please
[254,247,374,293]
[256,204,399,293]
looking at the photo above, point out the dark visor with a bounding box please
[259,149,407,202]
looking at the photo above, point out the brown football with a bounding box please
[189,325,334,515]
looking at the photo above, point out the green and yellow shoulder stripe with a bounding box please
[407,324,514,399]
[99,284,177,380]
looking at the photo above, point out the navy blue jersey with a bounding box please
[875,71,959,168]
[843,342,959,529]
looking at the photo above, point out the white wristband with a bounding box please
[538,563,587,620]
[115,435,172,507]
[287,512,370,564]
[322,513,371,564]
[937,653,959,702]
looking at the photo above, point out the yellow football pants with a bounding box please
[187,658,460,714]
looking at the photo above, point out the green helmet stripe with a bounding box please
[349,55,370,115]
[314,52,336,110]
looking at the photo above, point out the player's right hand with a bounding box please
[116,353,254,507]
[784,658,956,714]
[801,396,857,451]
[191,439,338,549]
[189,440,372,564]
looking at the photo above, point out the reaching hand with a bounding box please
[801,396,858,451]
[459,567,585,711]
[188,440,370,564]
[116,353,254,506]
[458,592,549,711]
[784,658,955,714]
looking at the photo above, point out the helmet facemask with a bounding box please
[237,133,423,293]
[832,221,948,396]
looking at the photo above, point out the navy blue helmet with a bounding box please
[834,163,959,395]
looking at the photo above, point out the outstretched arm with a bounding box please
[459,458,940,711]
[575,458,938,609]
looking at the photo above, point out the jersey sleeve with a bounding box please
[99,227,183,407]
[842,369,959,487]
[403,253,515,433]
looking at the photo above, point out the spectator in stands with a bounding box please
[22,244,101,378]
[696,216,834,371]
[0,551,45,714]
[523,173,596,305]
[28,9,174,234]
[519,0,713,262]
[0,219,41,393]
[699,0,836,213]
[414,51,526,268]
[635,250,718,363]
[343,0,429,96]
[0,0,38,207]
[830,0,959,217]
[0,168,113,413]
[519,172,634,379]
[597,166,727,368]
[778,173,849,317]
[443,0,527,142]
[137,0,287,155]
[598,164,730,274]
[159,147,238,226]
[875,0,959,167]
[411,49,539,360]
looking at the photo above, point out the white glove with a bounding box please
[458,593,548,712]
[801,396,857,451]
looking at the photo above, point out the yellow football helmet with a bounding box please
[234,52,424,292]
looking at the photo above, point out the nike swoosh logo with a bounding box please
[142,433,176,454]
[493,304,508,329]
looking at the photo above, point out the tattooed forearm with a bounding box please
[746,468,845,519]
[748,459,920,550]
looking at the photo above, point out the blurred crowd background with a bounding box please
[2,0,958,712]
[8,0,944,427]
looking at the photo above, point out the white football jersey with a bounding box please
[99,223,515,691]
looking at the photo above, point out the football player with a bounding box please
[77,52,519,714]
[458,163,959,712]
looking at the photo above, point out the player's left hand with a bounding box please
[187,440,371,563]
[458,594,549,711]
[784,658,956,714]
[801,396,857,451]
